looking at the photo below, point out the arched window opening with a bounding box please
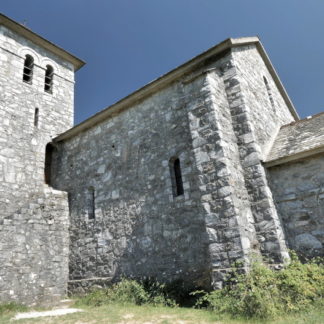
[34,108,39,127]
[44,65,54,93]
[23,54,34,83]
[169,157,184,197]
[44,143,55,185]
[263,76,275,108]
[87,187,95,220]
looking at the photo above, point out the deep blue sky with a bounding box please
[1,1,324,124]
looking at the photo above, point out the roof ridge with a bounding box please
[54,36,298,142]
[281,111,324,129]
[0,13,85,70]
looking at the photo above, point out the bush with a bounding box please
[195,253,324,319]
[76,278,177,307]
[277,253,324,312]
[143,278,200,307]
[76,253,324,319]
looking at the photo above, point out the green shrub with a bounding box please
[276,253,324,312]
[143,278,200,307]
[195,253,324,319]
[76,278,177,307]
[76,253,324,319]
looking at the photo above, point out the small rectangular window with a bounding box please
[87,187,95,220]
[169,157,184,197]
[45,143,54,185]
[34,108,39,127]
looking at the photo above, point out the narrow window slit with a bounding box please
[34,108,39,127]
[169,157,184,197]
[263,76,275,108]
[44,143,55,185]
[87,187,95,220]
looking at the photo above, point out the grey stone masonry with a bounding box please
[190,66,259,287]
[52,41,296,291]
[0,187,69,306]
[268,155,324,257]
[265,111,324,258]
[225,45,294,264]
[2,13,324,305]
[52,75,212,290]
[0,18,81,305]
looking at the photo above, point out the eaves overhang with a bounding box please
[54,36,299,142]
[0,13,85,71]
[264,145,324,168]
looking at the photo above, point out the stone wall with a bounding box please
[267,155,324,257]
[196,66,259,286]
[0,25,74,304]
[232,45,295,156]
[52,46,296,290]
[52,49,259,289]
[0,26,74,215]
[1,22,313,304]
[225,45,295,263]
[52,74,213,290]
[0,187,69,306]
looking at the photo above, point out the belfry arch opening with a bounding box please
[44,65,54,93]
[23,54,34,83]
[45,143,56,185]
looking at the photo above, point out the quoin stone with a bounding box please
[0,13,323,305]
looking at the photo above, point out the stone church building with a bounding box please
[0,13,323,305]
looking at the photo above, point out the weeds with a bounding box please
[195,253,324,319]
[0,302,27,315]
[74,253,324,320]
[76,278,177,307]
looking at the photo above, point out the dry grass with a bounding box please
[0,303,221,324]
[1,303,323,324]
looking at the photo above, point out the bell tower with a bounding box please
[0,13,84,305]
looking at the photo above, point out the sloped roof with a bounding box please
[264,112,324,167]
[0,13,85,71]
[54,36,298,142]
